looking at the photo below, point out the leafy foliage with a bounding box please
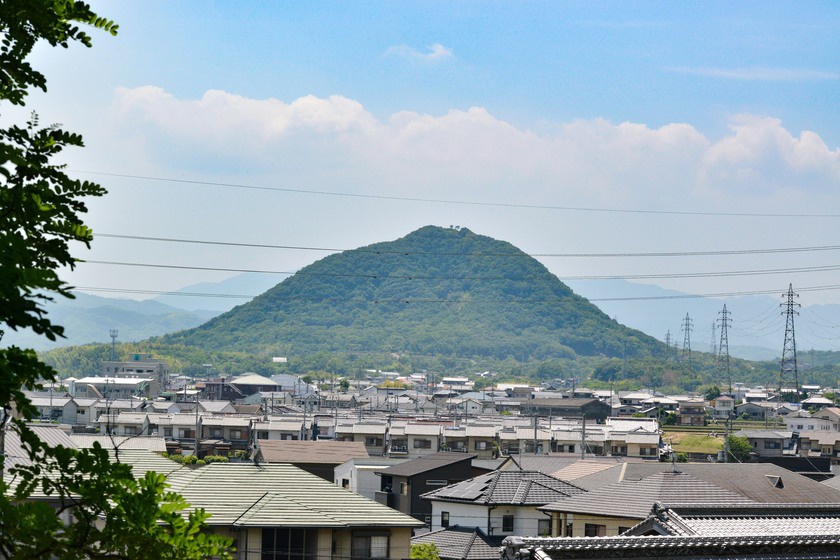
[727,435,753,463]
[0,2,232,558]
[411,543,442,560]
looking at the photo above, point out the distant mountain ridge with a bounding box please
[0,292,216,351]
[159,226,667,361]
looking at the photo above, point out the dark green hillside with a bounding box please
[159,226,666,361]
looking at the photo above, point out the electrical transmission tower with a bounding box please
[665,330,673,363]
[680,313,693,371]
[779,284,800,401]
[109,329,119,362]
[717,305,732,394]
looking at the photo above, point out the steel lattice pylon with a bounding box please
[717,305,732,394]
[779,284,800,401]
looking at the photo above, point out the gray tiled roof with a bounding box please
[166,462,423,528]
[633,503,840,537]
[504,534,840,559]
[572,462,840,503]
[423,470,586,505]
[412,526,504,560]
[540,471,754,519]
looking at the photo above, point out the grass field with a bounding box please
[664,432,724,454]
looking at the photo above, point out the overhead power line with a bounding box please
[81,259,840,282]
[73,170,840,219]
[71,283,840,302]
[94,233,840,259]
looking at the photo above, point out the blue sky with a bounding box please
[16,2,840,339]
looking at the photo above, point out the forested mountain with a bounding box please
[159,226,666,361]
[1,292,216,351]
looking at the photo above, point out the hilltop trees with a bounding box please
[0,2,231,557]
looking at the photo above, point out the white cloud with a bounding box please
[668,66,839,81]
[105,88,840,209]
[385,43,453,61]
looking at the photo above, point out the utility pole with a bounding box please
[780,284,801,401]
[194,391,201,459]
[680,313,694,372]
[533,413,538,456]
[580,415,586,460]
[723,413,731,463]
[718,305,732,394]
[709,322,717,356]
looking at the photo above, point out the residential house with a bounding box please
[336,421,388,456]
[254,418,307,441]
[707,394,735,419]
[227,373,280,397]
[335,457,409,500]
[423,470,587,537]
[539,471,756,537]
[376,452,477,525]
[166,462,424,559]
[465,424,499,459]
[676,398,706,426]
[442,427,468,453]
[28,392,74,423]
[733,429,791,458]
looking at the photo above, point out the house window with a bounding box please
[585,524,606,537]
[230,429,243,440]
[257,431,269,439]
[764,441,781,449]
[261,527,317,560]
[426,480,447,486]
[414,439,431,449]
[351,531,389,559]
[618,526,631,534]
[365,437,383,447]
[441,512,449,528]
[502,515,514,532]
[475,441,487,450]
[400,482,408,495]
[179,429,194,439]
[209,428,223,438]
[342,478,350,490]
[538,519,551,536]
[123,426,137,435]
[163,428,172,437]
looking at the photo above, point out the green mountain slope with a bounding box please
[160,226,665,362]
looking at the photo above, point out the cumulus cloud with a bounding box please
[106,87,840,209]
[668,66,839,81]
[385,43,453,61]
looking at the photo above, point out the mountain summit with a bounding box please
[161,226,664,361]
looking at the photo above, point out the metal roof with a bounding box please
[377,451,476,477]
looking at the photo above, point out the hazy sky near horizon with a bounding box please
[19,2,840,315]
